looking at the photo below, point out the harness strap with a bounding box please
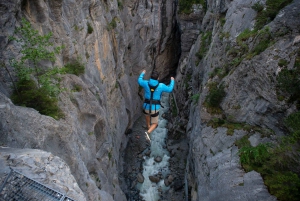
[148,82,159,124]
[144,99,160,105]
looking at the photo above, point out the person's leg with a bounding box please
[147,123,158,133]
[147,113,159,134]
[145,114,151,129]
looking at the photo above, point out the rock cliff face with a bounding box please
[172,0,300,200]
[0,0,178,200]
[0,148,86,200]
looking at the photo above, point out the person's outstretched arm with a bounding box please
[138,70,147,87]
[162,77,175,93]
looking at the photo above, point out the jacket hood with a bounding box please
[149,79,159,86]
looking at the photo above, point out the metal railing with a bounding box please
[0,169,76,201]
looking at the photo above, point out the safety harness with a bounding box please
[143,82,160,118]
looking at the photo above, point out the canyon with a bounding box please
[0,0,300,200]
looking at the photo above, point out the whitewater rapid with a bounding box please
[137,93,171,201]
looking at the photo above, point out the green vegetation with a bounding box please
[11,79,63,119]
[236,27,272,60]
[171,96,178,117]
[108,150,112,161]
[238,138,300,201]
[222,0,293,78]
[285,112,300,132]
[276,52,300,106]
[253,0,293,30]
[209,67,228,79]
[236,29,256,45]
[178,0,206,14]
[229,57,243,68]
[278,59,288,67]
[250,27,273,56]
[8,18,85,119]
[117,0,123,9]
[219,31,230,40]
[8,18,65,119]
[204,82,226,113]
[235,135,251,148]
[220,16,226,27]
[72,84,82,92]
[74,25,79,31]
[251,2,264,12]
[191,93,200,104]
[236,111,300,201]
[208,118,264,136]
[239,143,271,170]
[183,72,192,90]
[196,31,212,60]
[87,22,93,34]
[107,18,117,31]
[63,60,85,76]
[266,50,300,200]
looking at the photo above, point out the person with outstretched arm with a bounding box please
[138,70,175,142]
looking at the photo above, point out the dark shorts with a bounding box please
[143,109,159,124]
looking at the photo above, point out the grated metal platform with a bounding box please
[0,169,76,201]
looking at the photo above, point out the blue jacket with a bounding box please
[138,72,175,111]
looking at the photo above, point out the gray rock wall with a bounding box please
[0,148,87,201]
[173,0,300,200]
[0,0,178,200]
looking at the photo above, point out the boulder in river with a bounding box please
[149,175,160,183]
[154,156,162,163]
[137,173,144,183]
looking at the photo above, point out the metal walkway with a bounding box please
[0,169,76,201]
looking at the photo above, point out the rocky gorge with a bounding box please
[0,0,300,201]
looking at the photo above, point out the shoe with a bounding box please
[145,131,151,142]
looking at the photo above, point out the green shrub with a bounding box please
[205,83,226,108]
[196,31,212,60]
[220,16,226,26]
[254,0,293,30]
[237,111,300,201]
[277,53,300,106]
[237,29,257,45]
[219,31,230,40]
[265,172,300,201]
[252,39,270,55]
[171,97,178,117]
[117,0,123,9]
[278,59,289,67]
[209,67,228,79]
[229,57,243,67]
[191,93,200,104]
[277,68,300,95]
[294,55,300,68]
[250,27,272,56]
[284,112,300,132]
[235,135,251,148]
[72,84,82,92]
[107,18,117,31]
[239,143,271,171]
[63,60,85,76]
[252,2,264,12]
[87,22,93,34]
[178,0,206,14]
[208,118,248,135]
[227,48,239,57]
[11,79,63,119]
[8,18,64,119]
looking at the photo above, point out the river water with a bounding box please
[137,93,171,201]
